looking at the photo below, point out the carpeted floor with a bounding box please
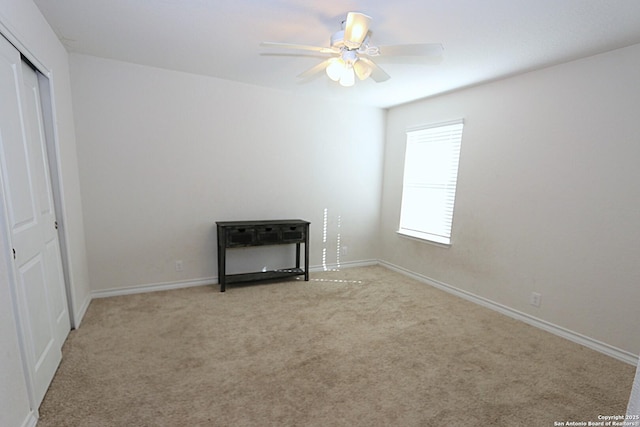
[38,265,635,426]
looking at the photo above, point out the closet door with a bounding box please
[20,61,71,350]
[0,36,69,407]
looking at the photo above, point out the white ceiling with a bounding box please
[34,0,640,108]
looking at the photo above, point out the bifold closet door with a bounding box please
[0,35,70,407]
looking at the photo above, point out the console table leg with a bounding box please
[304,241,309,281]
[218,244,226,292]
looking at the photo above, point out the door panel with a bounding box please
[0,61,38,234]
[22,63,56,235]
[45,238,68,327]
[19,254,54,366]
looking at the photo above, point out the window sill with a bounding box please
[396,230,452,248]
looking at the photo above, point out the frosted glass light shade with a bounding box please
[354,60,372,80]
[326,58,344,81]
[339,66,355,87]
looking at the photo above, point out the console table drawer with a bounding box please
[282,225,305,242]
[226,227,255,247]
[256,226,280,244]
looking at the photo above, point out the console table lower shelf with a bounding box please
[216,219,310,292]
[224,268,306,285]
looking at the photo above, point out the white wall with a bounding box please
[380,43,640,357]
[1,0,91,424]
[69,54,385,292]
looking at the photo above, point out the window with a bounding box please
[398,120,464,245]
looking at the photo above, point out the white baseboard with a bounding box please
[92,276,218,299]
[378,260,639,366]
[23,411,37,427]
[72,293,92,329]
[310,259,379,272]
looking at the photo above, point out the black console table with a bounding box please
[216,219,310,292]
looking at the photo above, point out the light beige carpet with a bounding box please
[38,266,635,426]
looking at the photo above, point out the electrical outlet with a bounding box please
[342,246,348,256]
[175,260,183,272]
[530,292,542,307]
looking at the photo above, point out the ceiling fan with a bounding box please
[260,12,444,87]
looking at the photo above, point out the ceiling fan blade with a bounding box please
[343,12,372,49]
[376,43,444,57]
[297,59,332,80]
[260,42,338,54]
[358,57,390,83]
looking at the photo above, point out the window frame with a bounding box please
[397,119,464,246]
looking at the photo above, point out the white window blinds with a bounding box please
[398,120,463,245]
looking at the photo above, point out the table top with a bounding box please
[216,219,310,227]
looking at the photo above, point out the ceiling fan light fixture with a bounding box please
[326,57,344,81]
[343,12,371,49]
[261,11,443,86]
